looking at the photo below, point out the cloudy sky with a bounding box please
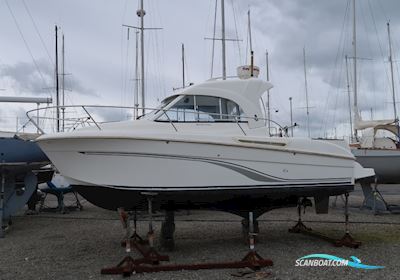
[0,0,399,137]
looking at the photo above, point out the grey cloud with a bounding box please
[0,59,98,97]
[0,60,52,95]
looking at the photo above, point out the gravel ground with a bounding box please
[0,185,399,280]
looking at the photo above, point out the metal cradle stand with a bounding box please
[101,204,273,276]
[334,193,362,248]
[288,199,312,233]
[289,194,361,249]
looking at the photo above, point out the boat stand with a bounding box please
[101,211,273,276]
[119,209,147,248]
[141,194,170,264]
[241,214,259,243]
[118,195,169,264]
[334,193,361,248]
[288,199,312,233]
[289,194,361,249]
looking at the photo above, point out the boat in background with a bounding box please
[351,113,400,183]
[339,0,400,213]
[35,69,374,219]
[0,97,53,237]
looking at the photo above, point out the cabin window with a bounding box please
[157,95,245,122]
[196,96,220,121]
[221,98,243,120]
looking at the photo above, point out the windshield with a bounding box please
[142,96,180,120]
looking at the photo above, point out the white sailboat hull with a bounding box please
[353,148,400,183]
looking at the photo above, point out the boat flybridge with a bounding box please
[34,70,374,218]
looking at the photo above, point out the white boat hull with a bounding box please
[38,136,356,213]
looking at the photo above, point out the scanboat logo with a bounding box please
[295,254,384,270]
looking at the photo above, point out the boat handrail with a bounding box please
[26,105,286,136]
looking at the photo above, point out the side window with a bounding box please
[157,95,245,122]
[175,95,195,122]
[221,98,244,120]
[196,96,221,121]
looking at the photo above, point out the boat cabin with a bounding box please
[145,78,273,129]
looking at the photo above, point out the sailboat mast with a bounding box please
[62,33,65,132]
[138,0,146,113]
[210,0,218,78]
[134,31,139,119]
[345,55,353,140]
[289,97,294,137]
[182,43,185,88]
[352,0,358,139]
[387,22,397,122]
[55,25,60,133]
[221,0,226,80]
[303,47,310,138]
[266,50,271,136]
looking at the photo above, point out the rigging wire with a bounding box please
[324,0,350,136]
[376,0,389,23]
[359,1,387,115]
[319,0,351,136]
[230,0,242,65]
[154,0,167,100]
[120,0,129,104]
[367,0,391,92]
[21,0,53,66]
[4,0,51,94]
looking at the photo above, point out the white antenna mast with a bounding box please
[248,9,253,53]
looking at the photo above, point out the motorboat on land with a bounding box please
[36,75,374,218]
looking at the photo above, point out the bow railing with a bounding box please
[26,105,287,136]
